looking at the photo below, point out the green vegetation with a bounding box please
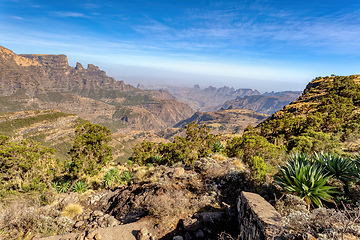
[0,111,71,136]
[274,153,338,209]
[260,76,360,153]
[0,135,62,195]
[275,152,360,209]
[52,180,71,193]
[102,168,131,189]
[130,122,220,166]
[71,180,89,193]
[212,141,224,153]
[225,130,285,183]
[67,123,113,180]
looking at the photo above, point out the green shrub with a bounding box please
[249,156,267,184]
[102,168,121,188]
[122,170,131,182]
[0,136,62,194]
[102,168,131,189]
[130,122,219,166]
[226,132,285,166]
[67,123,112,192]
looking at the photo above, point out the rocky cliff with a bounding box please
[146,84,261,112]
[221,91,302,115]
[0,46,194,132]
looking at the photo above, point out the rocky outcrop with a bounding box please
[20,54,69,69]
[36,220,151,240]
[75,62,84,70]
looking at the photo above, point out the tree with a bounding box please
[68,123,112,182]
[0,136,61,193]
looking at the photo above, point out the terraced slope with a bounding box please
[0,109,87,161]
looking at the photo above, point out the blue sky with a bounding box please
[1,0,360,92]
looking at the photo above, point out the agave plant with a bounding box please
[122,170,131,182]
[315,152,358,195]
[72,180,89,193]
[212,141,224,153]
[274,153,338,209]
[351,153,360,178]
[102,172,114,188]
[52,180,71,193]
[102,168,129,188]
[152,155,162,164]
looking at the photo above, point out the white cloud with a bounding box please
[52,11,88,18]
[12,16,24,20]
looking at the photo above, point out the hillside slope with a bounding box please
[0,46,194,133]
[0,109,87,161]
[256,75,360,153]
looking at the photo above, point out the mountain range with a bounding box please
[0,46,194,133]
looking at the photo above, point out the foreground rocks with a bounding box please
[35,157,252,240]
[36,220,151,240]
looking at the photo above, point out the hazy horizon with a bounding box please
[1,0,360,92]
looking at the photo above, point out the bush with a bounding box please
[102,168,131,189]
[249,156,267,184]
[130,122,220,166]
[0,136,62,194]
[315,153,359,195]
[226,132,285,167]
[212,141,224,153]
[52,180,71,193]
[68,123,112,179]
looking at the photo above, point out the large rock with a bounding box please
[237,191,283,240]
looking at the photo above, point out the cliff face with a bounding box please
[149,85,261,112]
[221,91,302,115]
[0,46,194,132]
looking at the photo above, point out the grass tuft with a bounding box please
[62,203,83,219]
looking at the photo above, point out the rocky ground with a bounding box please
[25,155,253,240]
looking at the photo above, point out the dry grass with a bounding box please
[133,167,149,181]
[212,153,228,161]
[0,196,74,239]
[62,203,83,219]
[232,159,245,170]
